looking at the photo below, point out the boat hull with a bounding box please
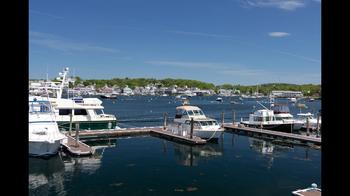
[193,130,224,139]
[241,122,294,133]
[29,140,61,157]
[57,120,117,131]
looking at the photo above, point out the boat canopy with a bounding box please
[272,104,290,114]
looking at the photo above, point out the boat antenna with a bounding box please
[57,67,69,99]
[256,101,269,110]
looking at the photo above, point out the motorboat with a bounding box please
[167,104,224,140]
[216,97,223,102]
[288,97,297,103]
[240,102,294,132]
[100,93,117,99]
[30,67,118,131]
[292,183,321,196]
[29,96,67,157]
[293,112,321,131]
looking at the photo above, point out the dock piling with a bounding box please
[190,118,194,139]
[69,113,73,136]
[316,113,320,137]
[232,110,235,125]
[163,112,168,130]
[75,123,80,147]
[221,112,224,127]
[306,118,310,136]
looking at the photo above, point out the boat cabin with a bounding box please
[174,105,206,123]
[249,109,276,122]
[272,104,294,120]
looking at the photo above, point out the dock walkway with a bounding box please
[68,126,206,145]
[61,135,94,156]
[224,124,321,145]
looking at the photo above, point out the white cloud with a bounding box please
[268,32,291,37]
[277,51,320,63]
[218,69,268,76]
[169,30,234,39]
[30,31,119,53]
[145,60,227,69]
[29,9,64,19]
[242,0,305,10]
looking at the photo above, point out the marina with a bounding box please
[28,93,321,196]
[29,69,322,195]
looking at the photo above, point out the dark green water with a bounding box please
[29,96,321,196]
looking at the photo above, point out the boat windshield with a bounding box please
[272,105,290,113]
[187,110,194,116]
[199,121,218,126]
[29,101,52,113]
[192,110,204,116]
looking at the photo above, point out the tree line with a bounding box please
[63,77,321,96]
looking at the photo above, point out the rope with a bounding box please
[204,129,221,141]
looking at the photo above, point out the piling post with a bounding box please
[69,113,73,136]
[316,113,320,137]
[221,112,224,127]
[232,110,235,125]
[163,112,168,130]
[75,122,80,147]
[306,117,310,136]
[190,118,194,139]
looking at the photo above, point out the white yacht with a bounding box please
[29,96,67,157]
[240,102,294,132]
[167,105,224,140]
[29,67,118,131]
[49,96,117,131]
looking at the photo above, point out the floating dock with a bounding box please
[224,124,321,145]
[150,128,206,145]
[68,126,206,145]
[61,135,94,156]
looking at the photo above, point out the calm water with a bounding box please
[29,96,321,196]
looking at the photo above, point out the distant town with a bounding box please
[29,76,321,98]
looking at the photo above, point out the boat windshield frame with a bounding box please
[29,100,53,113]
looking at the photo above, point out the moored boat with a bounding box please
[167,104,224,140]
[29,96,67,157]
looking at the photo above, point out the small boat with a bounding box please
[216,97,223,102]
[167,105,224,140]
[292,183,321,196]
[29,97,67,157]
[293,112,321,131]
[289,97,297,103]
[100,94,117,99]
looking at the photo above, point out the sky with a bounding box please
[29,0,321,85]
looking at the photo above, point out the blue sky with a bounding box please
[29,0,321,85]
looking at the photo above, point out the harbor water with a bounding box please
[29,96,321,196]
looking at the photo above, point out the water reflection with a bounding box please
[29,140,116,195]
[171,141,224,166]
[29,156,66,195]
[248,138,294,169]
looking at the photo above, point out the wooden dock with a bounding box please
[67,126,206,145]
[150,129,206,145]
[61,135,94,156]
[224,124,321,145]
